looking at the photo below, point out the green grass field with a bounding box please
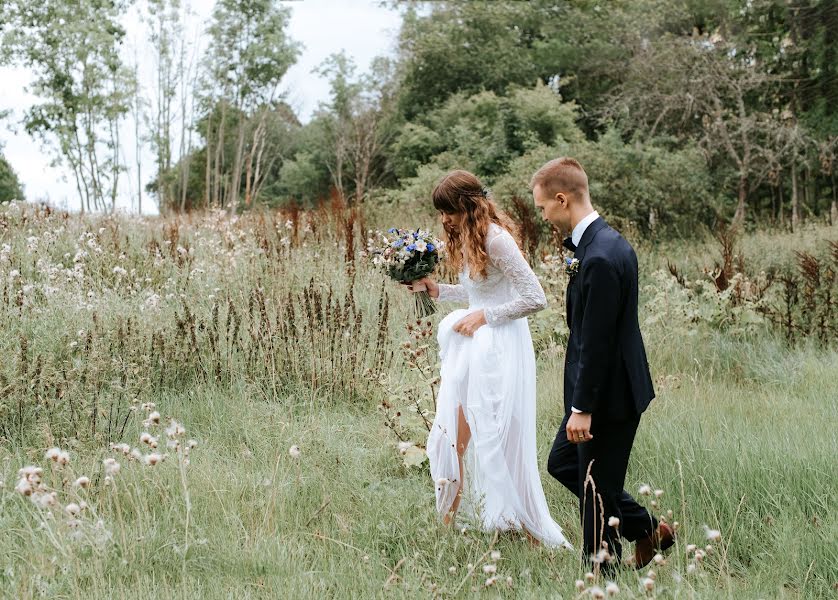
[0,202,835,598]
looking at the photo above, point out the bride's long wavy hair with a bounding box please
[432,170,520,279]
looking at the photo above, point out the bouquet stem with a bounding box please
[414,290,436,318]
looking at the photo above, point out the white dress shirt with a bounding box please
[570,210,598,414]
[572,210,600,248]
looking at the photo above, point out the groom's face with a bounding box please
[532,185,569,229]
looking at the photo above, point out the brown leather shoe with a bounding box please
[634,522,675,569]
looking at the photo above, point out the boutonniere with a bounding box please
[565,257,580,278]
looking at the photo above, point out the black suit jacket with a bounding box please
[563,217,655,420]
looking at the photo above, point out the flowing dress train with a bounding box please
[426,224,571,549]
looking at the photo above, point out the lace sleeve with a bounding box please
[436,282,468,303]
[483,230,547,326]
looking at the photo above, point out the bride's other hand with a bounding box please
[453,310,487,337]
[404,277,439,298]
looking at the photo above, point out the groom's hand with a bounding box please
[566,412,593,444]
[453,310,487,336]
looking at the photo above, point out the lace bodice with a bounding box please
[436,224,547,326]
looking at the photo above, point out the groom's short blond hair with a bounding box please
[530,157,589,201]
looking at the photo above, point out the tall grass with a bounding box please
[0,200,835,598]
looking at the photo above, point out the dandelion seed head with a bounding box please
[642,577,655,591]
[608,516,620,528]
[45,448,61,462]
[74,476,90,489]
[654,489,664,498]
[15,478,33,496]
[585,572,595,584]
[606,582,620,596]
[145,453,163,466]
[590,586,605,599]
[289,445,301,459]
[483,564,496,574]
[576,580,586,592]
[484,576,497,587]
[65,503,81,516]
[397,441,413,454]
[32,491,58,509]
[638,484,652,496]
[653,553,665,565]
[103,458,120,476]
[165,420,185,438]
[490,550,501,561]
[448,566,456,574]
[687,563,697,574]
[704,526,721,542]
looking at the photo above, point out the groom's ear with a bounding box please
[555,192,568,207]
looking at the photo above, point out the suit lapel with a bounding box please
[566,217,607,327]
[574,217,607,262]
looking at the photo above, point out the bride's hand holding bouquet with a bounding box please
[367,228,445,317]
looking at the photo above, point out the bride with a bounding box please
[407,170,571,549]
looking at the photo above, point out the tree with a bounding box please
[1,0,134,213]
[316,53,399,204]
[395,2,544,118]
[608,34,795,224]
[0,152,24,202]
[143,0,187,213]
[200,0,300,212]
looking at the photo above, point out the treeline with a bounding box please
[1,0,836,236]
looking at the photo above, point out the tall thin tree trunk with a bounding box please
[733,174,748,225]
[791,161,800,233]
[204,111,213,209]
[230,122,246,214]
[778,175,785,226]
[213,104,227,208]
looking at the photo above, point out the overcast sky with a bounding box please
[0,0,403,214]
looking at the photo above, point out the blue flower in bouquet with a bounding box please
[368,226,446,318]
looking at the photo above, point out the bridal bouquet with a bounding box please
[368,228,444,317]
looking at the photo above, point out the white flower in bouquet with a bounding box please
[367,228,445,318]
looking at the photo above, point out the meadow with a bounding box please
[0,200,835,599]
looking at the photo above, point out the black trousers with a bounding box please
[547,412,657,562]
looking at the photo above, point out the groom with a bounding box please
[531,158,674,569]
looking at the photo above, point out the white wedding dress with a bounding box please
[427,224,571,549]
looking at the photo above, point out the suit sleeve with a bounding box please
[571,257,622,414]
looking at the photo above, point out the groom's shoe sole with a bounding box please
[634,522,675,569]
